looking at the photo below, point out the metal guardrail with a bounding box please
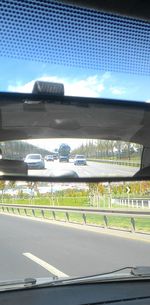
[88,159,140,167]
[112,198,150,209]
[0,204,150,234]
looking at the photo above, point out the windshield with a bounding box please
[26,155,42,160]
[0,0,150,287]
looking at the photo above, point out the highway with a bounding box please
[29,160,138,177]
[0,214,150,281]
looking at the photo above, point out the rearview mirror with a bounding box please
[0,92,149,180]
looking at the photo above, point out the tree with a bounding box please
[97,183,105,195]
[0,180,6,203]
[26,182,35,202]
[87,183,100,207]
[140,181,150,195]
[87,183,98,193]
[8,181,16,188]
[1,140,51,160]
[8,181,16,201]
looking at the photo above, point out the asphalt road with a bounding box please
[0,214,150,281]
[29,160,138,177]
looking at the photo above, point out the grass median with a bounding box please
[1,196,90,207]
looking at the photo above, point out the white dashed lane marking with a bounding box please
[23,252,69,278]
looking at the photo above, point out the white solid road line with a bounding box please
[23,252,69,278]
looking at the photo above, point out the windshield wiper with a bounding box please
[131,266,150,277]
[0,278,36,291]
[0,276,59,291]
[1,267,150,291]
[33,266,150,288]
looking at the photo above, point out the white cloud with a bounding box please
[101,71,111,82]
[8,74,106,98]
[110,86,126,96]
[8,80,35,94]
[146,99,150,103]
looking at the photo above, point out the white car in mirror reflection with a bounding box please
[45,155,54,161]
[24,154,45,169]
[74,155,87,165]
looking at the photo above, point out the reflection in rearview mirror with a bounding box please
[0,139,142,178]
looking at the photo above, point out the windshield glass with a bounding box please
[0,180,150,282]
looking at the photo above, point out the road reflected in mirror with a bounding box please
[0,138,142,177]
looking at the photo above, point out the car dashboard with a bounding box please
[1,280,150,305]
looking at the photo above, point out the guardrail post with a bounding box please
[82,213,86,224]
[104,215,108,228]
[131,217,135,233]
[17,208,20,215]
[41,210,44,218]
[66,212,69,222]
[32,209,35,217]
[2,206,4,212]
[12,208,15,214]
[6,207,9,213]
[52,211,56,220]
[24,209,27,216]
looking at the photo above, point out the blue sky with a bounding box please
[1,57,150,101]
